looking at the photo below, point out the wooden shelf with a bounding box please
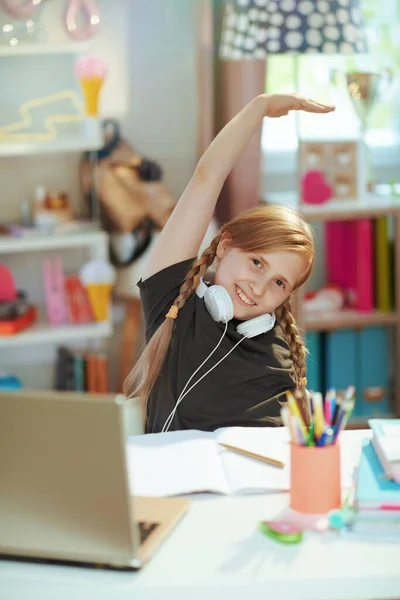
[304,310,399,332]
[0,320,112,348]
[0,43,91,57]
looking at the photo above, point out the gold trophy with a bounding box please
[345,71,385,190]
[345,72,381,135]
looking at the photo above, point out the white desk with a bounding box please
[1,491,399,600]
[1,430,399,600]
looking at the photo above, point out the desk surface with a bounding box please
[1,492,399,600]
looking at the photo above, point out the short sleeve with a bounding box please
[138,258,196,339]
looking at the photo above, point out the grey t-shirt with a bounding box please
[138,258,296,433]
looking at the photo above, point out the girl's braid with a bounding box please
[172,234,221,313]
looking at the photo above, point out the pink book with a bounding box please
[325,219,373,311]
[354,219,374,312]
[325,221,349,291]
[43,256,68,325]
[325,221,356,305]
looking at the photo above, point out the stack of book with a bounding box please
[55,346,109,393]
[336,419,400,541]
[325,216,394,314]
[305,328,392,420]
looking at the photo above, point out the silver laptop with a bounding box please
[0,390,189,569]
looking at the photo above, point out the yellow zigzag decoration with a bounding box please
[0,90,86,143]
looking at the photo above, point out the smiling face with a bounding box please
[214,234,308,319]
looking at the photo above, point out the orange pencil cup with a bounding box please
[290,442,341,514]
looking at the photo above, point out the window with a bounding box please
[262,0,400,181]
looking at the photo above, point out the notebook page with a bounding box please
[215,427,362,494]
[215,427,291,494]
[339,429,371,485]
[126,429,230,497]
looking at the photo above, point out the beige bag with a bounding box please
[97,160,176,233]
[80,121,176,233]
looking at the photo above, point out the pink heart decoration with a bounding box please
[302,170,332,205]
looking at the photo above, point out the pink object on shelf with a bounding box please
[354,219,374,312]
[43,256,68,325]
[65,0,101,41]
[325,219,374,312]
[1,0,43,20]
[325,222,349,293]
[301,170,332,205]
[304,285,345,314]
[0,264,17,302]
[75,54,108,80]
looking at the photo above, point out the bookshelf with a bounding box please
[0,229,113,390]
[0,29,111,389]
[0,228,112,392]
[267,191,400,423]
[0,230,112,346]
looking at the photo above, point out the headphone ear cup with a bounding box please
[203,285,234,323]
[236,312,276,338]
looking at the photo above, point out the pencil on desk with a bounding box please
[218,443,285,469]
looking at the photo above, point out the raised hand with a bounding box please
[264,93,335,118]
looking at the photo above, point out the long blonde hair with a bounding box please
[124,204,315,419]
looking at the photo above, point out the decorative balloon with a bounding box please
[65,0,100,41]
[0,0,43,20]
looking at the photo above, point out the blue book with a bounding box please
[355,439,400,509]
[368,419,400,484]
[73,354,85,392]
[305,332,322,393]
[358,327,390,417]
[0,375,22,390]
[325,329,361,418]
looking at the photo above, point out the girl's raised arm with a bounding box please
[143,93,334,279]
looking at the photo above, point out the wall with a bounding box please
[123,0,199,198]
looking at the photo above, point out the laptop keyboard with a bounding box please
[138,520,160,545]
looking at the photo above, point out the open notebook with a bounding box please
[127,426,364,497]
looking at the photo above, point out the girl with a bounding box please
[124,93,335,433]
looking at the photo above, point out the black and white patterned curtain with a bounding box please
[220,0,368,59]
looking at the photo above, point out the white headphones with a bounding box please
[196,279,275,337]
[162,280,276,432]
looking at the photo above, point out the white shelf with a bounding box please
[266,191,400,221]
[0,229,108,254]
[302,195,400,221]
[0,116,103,157]
[0,320,112,348]
[0,134,103,157]
[0,42,91,57]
